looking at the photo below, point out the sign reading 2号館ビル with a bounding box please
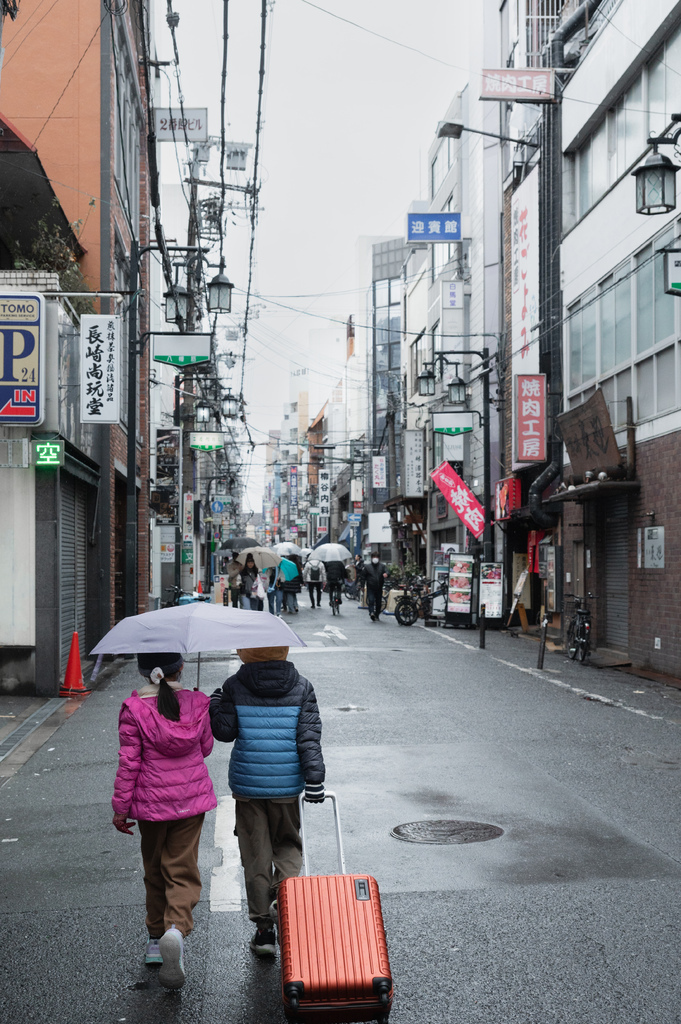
[0,293,45,425]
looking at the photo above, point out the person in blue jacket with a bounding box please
[209,646,325,956]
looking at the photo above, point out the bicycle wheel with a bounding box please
[395,598,418,627]
[566,622,578,659]
[576,627,589,661]
[380,591,389,612]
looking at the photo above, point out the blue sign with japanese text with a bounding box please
[0,293,45,425]
[406,212,461,243]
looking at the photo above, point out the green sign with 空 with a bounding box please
[33,439,64,467]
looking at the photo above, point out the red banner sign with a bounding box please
[430,462,485,539]
[481,68,555,102]
[495,477,522,520]
[515,374,547,463]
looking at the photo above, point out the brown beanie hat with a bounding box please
[237,646,289,663]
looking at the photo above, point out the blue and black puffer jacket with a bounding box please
[209,660,324,799]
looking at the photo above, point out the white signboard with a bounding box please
[318,469,330,517]
[189,432,225,451]
[442,280,464,309]
[481,68,556,102]
[432,411,473,435]
[155,108,208,142]
[368,511,391,544]
[442,433,464,461]
[372,456,387,488]
[479,563,503,618]
[644,527,665,569]
[153,334,211,367]
[80,315,120,423]
[404,430,425,497]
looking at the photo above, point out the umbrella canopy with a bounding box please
[273,542,302,556]
[299,547,312,561]
[236,546,281,570]
[90,603,305,656]
[279,557,300,581]
[220,536,258,552]
[313,543,353,562]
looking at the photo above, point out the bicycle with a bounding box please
[328,581,343,616]
[394,579,448,627]
[565,593,595,661]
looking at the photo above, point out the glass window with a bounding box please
[636,245,654,353]
[655,232,675,343]
[390,312,401,343]
[581,292,597,381]
[569,303,581,388]
[614,270,632,366]
[578,141,591,218]
[600,277,615,373]
[616,100,626,177]
[375,344,389,370]
[648,53,666,137]
[600,377,615,416]
[389,279,402,305]
[607,110,618,187]
[591,120,608,203]
[656,345,676,411]
[625,75,645,169]
[637,356,655,419]
[389,343,401,370]
[615,368,632,427]
[666,25,681,113]
[375,280,389,307]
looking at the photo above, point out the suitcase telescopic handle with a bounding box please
[298,789,347,876]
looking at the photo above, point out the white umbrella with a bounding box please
[90,603,306,687]
[313,543,353,562]
[273,542,302,556]
[300,547,312,561]
[236,546,281,570]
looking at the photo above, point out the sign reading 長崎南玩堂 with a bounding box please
[154,109,208,142]
[153,334,211,367]
[430,461,485,539]
[481,68,556,102]
[80,315,120,423]
[406,212,461,244]
[0,293,45,425]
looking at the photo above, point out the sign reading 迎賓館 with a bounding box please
[0,293,45,425]
[80,315,120,423]
[406,212,461,243]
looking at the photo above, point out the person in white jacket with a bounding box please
[303,556,327,608]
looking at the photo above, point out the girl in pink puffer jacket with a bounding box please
[112,651,217,990]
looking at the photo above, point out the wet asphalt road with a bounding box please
[1,599,680,1024]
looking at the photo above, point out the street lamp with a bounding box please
[164,282,190,323]
[437,120,540,148]
[632,115,681,215]
[195,399,211,423]
[221,390,239,419]
[417,367,436,396]
[208,271,234,312]
[447,374,467,405]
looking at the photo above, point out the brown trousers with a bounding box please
[235,797,302,929]
[138,813,205,938]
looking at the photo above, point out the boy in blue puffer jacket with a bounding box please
[209,645,325,956]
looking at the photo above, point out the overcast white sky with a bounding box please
[156,0,470,509]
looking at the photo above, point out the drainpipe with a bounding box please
[550,0,604,68]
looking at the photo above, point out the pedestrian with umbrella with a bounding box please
[280,555,303,614]
[239,552,263,610]
[223,551,242,609]
[111,651,217,990]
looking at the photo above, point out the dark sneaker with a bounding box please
[250,927,276,956]
[158,925,185,988]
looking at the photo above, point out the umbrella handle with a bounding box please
[196,651,201,691]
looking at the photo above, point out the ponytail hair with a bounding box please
[149,665,181,721]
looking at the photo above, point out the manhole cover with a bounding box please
[390,820,504,844]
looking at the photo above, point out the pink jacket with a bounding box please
[112,689,217,822]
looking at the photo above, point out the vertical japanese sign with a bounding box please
[289,466,298,512]
[372,456,386,489]
[511,167,539,380]
[514,374,547,463]
[404,430,424,496]
[430,461,485,538]
[318,469,330,517]
[151,428,180,524]
[0,293,45,424]
[80,315,120,423]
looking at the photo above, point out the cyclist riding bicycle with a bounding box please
[324,559,347,610]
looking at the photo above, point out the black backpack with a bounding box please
[309,563,321,582]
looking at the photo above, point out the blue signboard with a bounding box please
[347,513,362,523]
[0,293,45,424]
[406,212,461,243]
[211,500,224,513]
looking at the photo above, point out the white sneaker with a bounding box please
[158,925,185,989]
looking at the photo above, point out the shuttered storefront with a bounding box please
[604,497,629,651]
[60,475,88,672]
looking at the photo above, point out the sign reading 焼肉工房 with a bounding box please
[0,293,45,425]
[80,315,120,424]
[514,374,547,464]
[481,68,555,102]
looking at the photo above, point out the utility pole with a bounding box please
[180,145,201,594]
[386,395,399,566]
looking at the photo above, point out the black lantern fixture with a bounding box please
[633,148,679,215]
[164,283,190,323]
[221,390,239,419]
[195,399,211,424]
[447,375,467,405]
[417,366,436,396]
[208,271,234,313]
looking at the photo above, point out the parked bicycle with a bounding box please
[343,578,360,601]
[565,592,595,661]
[163,586,210,608]
[394,578,448,627]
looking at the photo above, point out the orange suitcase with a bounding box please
[278,792,393,1024]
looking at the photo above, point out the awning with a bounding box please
[338,523,351,542]
[0,114,83,263]
[546,480,640,503]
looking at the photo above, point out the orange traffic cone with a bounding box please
[197,580,203,594]
[60,632,92,697]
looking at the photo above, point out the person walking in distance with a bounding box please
[209,647,325,956]
[303,554,326,608]
[324,558,347,610]
[281,553,303,613]
[364,551,387,621]
[112,652,217,990]
[224,551,242,608]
